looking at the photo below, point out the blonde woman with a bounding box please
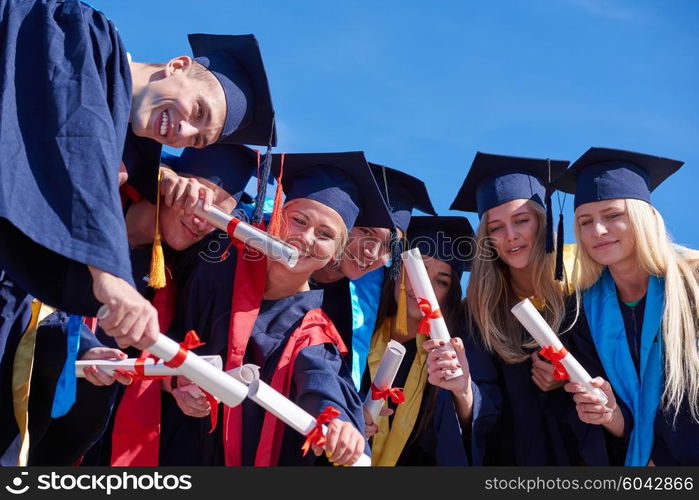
[556,147,699,466]
[450,152,617,465]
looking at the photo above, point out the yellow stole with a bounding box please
[367,277,428,466]
[12,301,55,466]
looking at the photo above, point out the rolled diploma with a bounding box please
[363,340,406,423]
[96,305,247,407]
[401,247,463,379]
[229,364,372,467]
[75,355,222,378]
[511,299,608,404]
[193,202,299,268]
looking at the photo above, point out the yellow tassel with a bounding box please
[148,233,166,289]
[148,169,166,289]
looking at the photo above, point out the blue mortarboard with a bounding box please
[272,152,395,231]
[406,216,475,276]
[553,147,684,209]
[188,34,276,147]
[369,163,437,233]
[171,144,261,204]
[450,152,569,218]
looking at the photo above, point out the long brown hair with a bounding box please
[466,201,568,364]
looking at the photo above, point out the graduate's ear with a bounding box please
[164,56,193,76]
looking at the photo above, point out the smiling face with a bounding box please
[485,199,540,271]
[394,255,453,322]
[130,57,227,149]
[159,178,237,251]
[576,198,636,267]
[339,226,397,279]
[279,198,347,278]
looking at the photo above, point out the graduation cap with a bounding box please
[449,152,569,218]
[188,34,276,147]
[553,147,684,209]
[450,152,570,280]
[369,163,437,233]
[271,152,395,232]
[174,144,261,204]
[406,216,475,277]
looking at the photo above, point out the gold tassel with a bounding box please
[148,170,166,289]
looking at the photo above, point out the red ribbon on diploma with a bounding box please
[113,358,167,383]
[370,384,405,404]
[539,345,570,381]
[301,406,341,457]
[417,298,442,336]
[164,330,205,369]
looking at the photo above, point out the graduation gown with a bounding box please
[566,295,699,466]
[241,290,366,466]
[310,277,353,356]
[461,307,617,465]
[0,272,33,460]
[0,0,134,316]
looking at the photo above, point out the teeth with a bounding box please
[509,247,521,253]
[159,111,168,136]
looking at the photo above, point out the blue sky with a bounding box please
[92,0,698,248]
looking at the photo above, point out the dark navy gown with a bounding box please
[0,0,135,460]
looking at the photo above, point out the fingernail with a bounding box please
[439,341,445,346]
[456,364,461,368]
[452,354,457,359]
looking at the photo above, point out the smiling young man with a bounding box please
[0,0,275,463]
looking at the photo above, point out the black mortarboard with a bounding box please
[272,152,395,231]
[188,34,276,147]
[369,163,437,233]
[406,216,475,277]
[553,147,684,209]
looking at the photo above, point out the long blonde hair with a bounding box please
[573,198,699,421]
[466,201,567,363]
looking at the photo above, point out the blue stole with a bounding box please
[348,268,385,390]
[583,269,664,466]
[50,315,83,418]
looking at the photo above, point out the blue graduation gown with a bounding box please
[310,277,353,356]
[0,271,33,460]
[461,307,617,465]
[0,0,133,316]
[241,290,366,466]
[566,298,699,465]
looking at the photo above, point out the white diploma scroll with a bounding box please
[75,355,222,378]
[96,306,247,407]
[401,247,463,379]
[228,365,372,467]
[193,202,299,268]
[511,298,608,404]
[363,340,406,423]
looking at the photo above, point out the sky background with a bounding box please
[92,0,699,248]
